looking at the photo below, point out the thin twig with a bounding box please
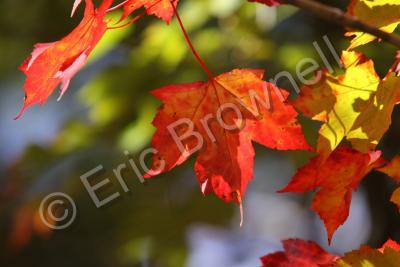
[284,0,400,49]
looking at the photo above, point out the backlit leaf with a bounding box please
[346,0,400,49]
[293,51,400,160]
[146,69,310,204]
[17,0,113,118]
[280,146,385,241]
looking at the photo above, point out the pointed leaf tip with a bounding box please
[71,0,83,17]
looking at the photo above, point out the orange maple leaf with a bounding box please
[146,69,311,206]
[280,146,385,241]
[16,0,113,119]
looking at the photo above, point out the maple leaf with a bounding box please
[260,239,337,267]
[293,51,400,160]
[346,0,400,49]
[120,0,179,24]
[146,69,311,205]
[16,0,113,119]
[280,146,385,241]
[260,238,400,267]
[249,0,285,7]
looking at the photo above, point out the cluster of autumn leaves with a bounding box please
[18,0,400,265]
[16,0,179,119]
[261,238,400,266]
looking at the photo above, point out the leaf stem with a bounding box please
[284,0,400,49]
[107,12,144,30]
[170,1,214,79]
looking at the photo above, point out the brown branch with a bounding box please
[284,0,400,49]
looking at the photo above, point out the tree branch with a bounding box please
[284,0,400,49]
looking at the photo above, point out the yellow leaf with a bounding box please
[294,51,400,158]
[347,72,400,152]
[346,0,400,49]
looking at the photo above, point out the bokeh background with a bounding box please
[0,0,399,266]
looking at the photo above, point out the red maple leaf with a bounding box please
[279,146,385,241]
[120,0,179,24]
[260,239,337,267]
[145,69,311,208]
[16,0,113,119]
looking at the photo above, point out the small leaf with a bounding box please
[280,146,385,241]
[17,0,113,118]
